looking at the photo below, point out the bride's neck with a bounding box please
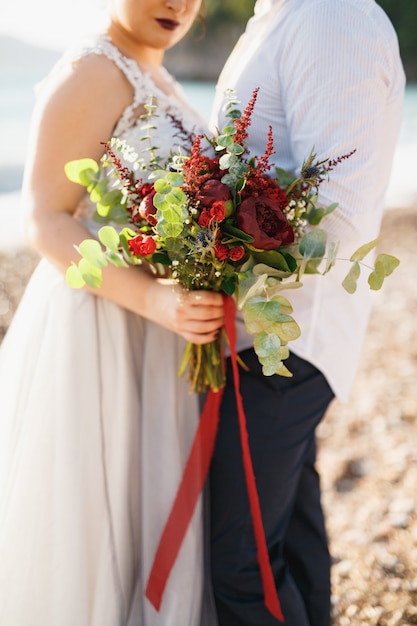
[104,22,164,69]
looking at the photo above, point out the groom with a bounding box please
[208,1,405,624]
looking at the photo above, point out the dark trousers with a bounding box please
[209,349,335,625]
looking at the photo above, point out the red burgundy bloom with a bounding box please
[214,242,230,261]
[236,196,294,250]
[209,201,226,222]
[128,234,156,257]
[139,190,157,226]
[229,246,245,261]
[197,209,212,227]
[198,179,231,208]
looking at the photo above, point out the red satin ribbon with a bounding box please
[145,294,284,622]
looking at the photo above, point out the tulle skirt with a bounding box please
[0,259,213,625]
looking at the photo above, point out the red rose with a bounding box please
[128,234,144,256]
[198,209,212,227]
[229,245,245,261]
[209,201,226,223]
[138,235,157,256]
[128,234,156,257]
[198,179,231,208]
[139,191,157,225]
[236,196,294,250]
[214,242,230,261]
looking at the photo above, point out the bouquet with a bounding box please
[65,88,399,393]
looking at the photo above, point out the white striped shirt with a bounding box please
[211,0,405,401]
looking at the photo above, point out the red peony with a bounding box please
[236,196,294,250]
[198,179,231,208]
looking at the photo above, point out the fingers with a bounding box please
[174,289,225,344]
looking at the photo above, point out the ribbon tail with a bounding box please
[223,294,285,622]
[145,387,223,611]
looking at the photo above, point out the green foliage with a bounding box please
[243,295,301,377]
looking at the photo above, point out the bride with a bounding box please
[0,0,223,624]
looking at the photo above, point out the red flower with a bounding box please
[236,196,294,250]
[139,190,157,225]
[139,182,155,198]
[198,210,211,227]
[214,242,230,261]
[128,234,156,257]
[198,179,231,208]
[210,201,226,222]
[229,246,245,261]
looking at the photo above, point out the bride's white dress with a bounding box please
[0,37,216,626]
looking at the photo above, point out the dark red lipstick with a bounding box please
[156,18,180,31]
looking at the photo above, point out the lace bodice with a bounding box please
[48,35,207,234]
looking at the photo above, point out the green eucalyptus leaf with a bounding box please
[274,363,293,377]
[271,294,295,315]
[221,125,237,135]
[106,251,129,268]
[66,264,85,289]
[305,202,338,226]
[243,297,282,334]
[368,254,400,290]
[89,179,109,203]
[103,205,130,223]
[227,143,245,156]
[64,158,100,187]
[153,193,171,211]
[342,261,361,294]
[368,266,385,290]
[156,219,183,239]
[219,153,237,170]
[78,258,103,289]
[148,168,169,181]
[166,188,187,205]
[350,238,379,262]
[154,178,172,194]
[299,229,327,259]
[255,350,293,377]
[225,108,241,119]
[374,253,400,276]
[166,171,184,187]
[78,239,107,268]
[236,272,268,309]
[216,134,235,148]
[254,331,281,357]
[269,318,301,343]
[98,226,120,252]
[323,241,339,274]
